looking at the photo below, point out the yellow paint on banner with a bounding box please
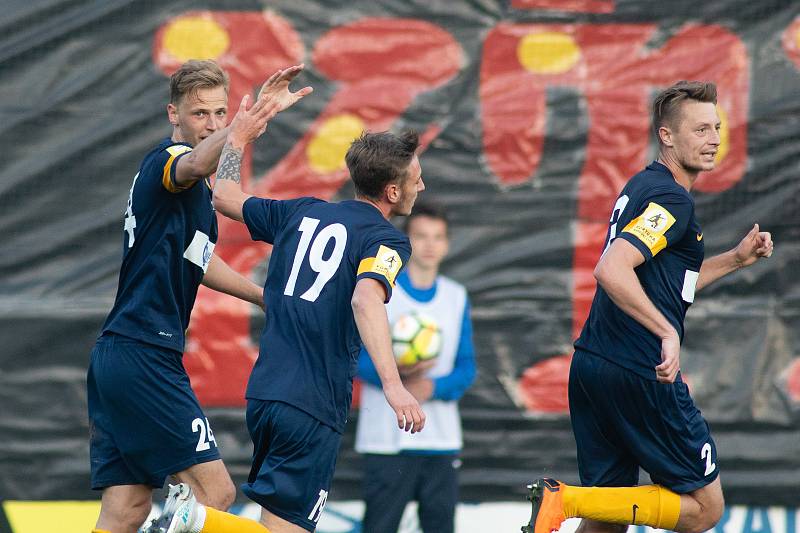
[163,16,230,61]
[517,31,580,74]
[3,501,101,533]
[306,114,365,174]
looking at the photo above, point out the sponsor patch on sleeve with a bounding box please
[162,145,193,193]
[621,201,676,255]
[183,230,215,272]
[357,245,403,285]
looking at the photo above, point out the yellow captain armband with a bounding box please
[357,245,403,286]
[621,201,677,256]
[161,144,193,193]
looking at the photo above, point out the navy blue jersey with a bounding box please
[575,161,704,380]
[242,197,411,433]
[102,138,218,352]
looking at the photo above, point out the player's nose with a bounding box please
[207,115,224,132]
[418,177,426,192]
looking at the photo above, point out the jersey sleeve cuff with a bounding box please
[356,272,393,302]
[161,148,194,193]
[617,232,654,261]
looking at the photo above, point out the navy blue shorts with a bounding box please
[242,399,342,532]
[87,333,220,489]
[568,350,719,493]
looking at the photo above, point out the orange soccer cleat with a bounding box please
[521,478,566,533]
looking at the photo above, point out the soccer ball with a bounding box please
[391,312,442,366]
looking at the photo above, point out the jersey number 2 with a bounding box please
[284,217,348,302]
[602,195,630,255]
[701,442,716,476]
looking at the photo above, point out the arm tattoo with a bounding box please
[217,143,243,184]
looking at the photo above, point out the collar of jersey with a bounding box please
[647,160,674,177]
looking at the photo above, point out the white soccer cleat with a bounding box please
[142,483,200,533]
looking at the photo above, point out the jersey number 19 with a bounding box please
[284,217,348,302]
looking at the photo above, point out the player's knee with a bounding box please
[204,478,236,510]
[681,499,724,533]
[696,498,724,532]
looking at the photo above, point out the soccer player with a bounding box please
[87,61,310,533]
[145,99,427,531]
[523,81,774,533]
[355,201,477,533]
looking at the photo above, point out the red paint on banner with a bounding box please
[782,17,800,70]
[519,355,572,413]
[785,359,800,403]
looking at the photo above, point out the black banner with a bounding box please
[1,0,798,505]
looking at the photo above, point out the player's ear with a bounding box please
[386,181,401,204]
[658,125,673,147]
[167,103,179,127]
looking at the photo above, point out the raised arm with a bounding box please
[352,278,426,433]
[594,238,681,383]
[172,127,232,189]
[696,223,773,291]
[172,65,312,190]
[214,65,313,221]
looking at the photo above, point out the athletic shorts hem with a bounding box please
[669,470,720,494]
[241,489,316,532]
[152,452,222,481]
[91,478,162,491]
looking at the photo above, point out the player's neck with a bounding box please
[656,153,697,191]
[171,126,187,145]
[407,263,438,289]
[354,196,392,219]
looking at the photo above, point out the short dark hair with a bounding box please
[169,59,229,105]
[652,80,717,138]
[345,130,420,200]
[403,201,449,234]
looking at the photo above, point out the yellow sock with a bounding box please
[200,506,271,532]
[561,484,681,529]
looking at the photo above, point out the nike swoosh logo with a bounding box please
[697,233,703,241]
[632,504,639,524]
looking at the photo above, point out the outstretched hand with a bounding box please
[734,223,774,268]
[257,64,313,113]
[228,93,281,147]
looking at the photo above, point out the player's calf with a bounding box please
[96,484,153,533]
[521,478,682,533]
[174,459,236,511]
